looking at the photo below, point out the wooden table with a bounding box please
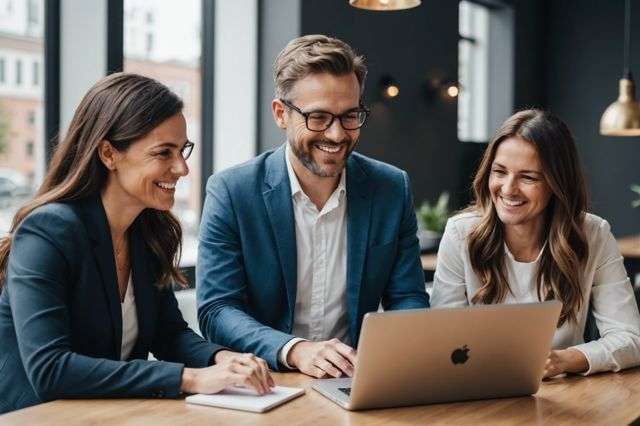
[2,369,640,425]
[421,253,437,272]
[618,234,640,258]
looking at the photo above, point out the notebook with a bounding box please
[185,386,305,413]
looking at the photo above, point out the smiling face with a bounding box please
[103,112,190,212]
[275,72,361,178]
[488,136,552,232]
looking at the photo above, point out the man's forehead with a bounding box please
[289,72,361,109]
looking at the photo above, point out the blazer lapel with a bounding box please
[129,220,155,358]
[346,156,372,345]
[78,196,122,358]
[262,144,298,321]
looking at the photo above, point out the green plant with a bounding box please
[632,184,640,208]
[416,192,450,234]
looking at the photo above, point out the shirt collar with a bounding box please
[285,143,347,200]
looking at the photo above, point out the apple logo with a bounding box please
[451,345,470,365]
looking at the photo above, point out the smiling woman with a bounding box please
[431,109,640,380]
[0,73,273,414]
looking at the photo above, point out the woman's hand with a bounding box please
[181,352,275,395]
[543,348,589,379]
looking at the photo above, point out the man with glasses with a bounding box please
[197,35,428,379]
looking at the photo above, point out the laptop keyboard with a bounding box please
[338,387,352,396]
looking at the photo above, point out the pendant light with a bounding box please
[349,0,421,12]
[600,0,640,136]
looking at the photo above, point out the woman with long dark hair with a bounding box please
[432,109,640,378]
[0,73,273,414]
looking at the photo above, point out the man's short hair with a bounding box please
[273,34,368,100]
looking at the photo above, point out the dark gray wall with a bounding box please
[300,0,462,208]
[545,0,640,236]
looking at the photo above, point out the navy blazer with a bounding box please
[0,196,224,414]
[197,144,429,370]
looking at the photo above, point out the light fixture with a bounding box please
[446,83,459,99]
[380,75,400,100]
[600,0,640,136]
[424,78,459,102]
[349,0,421,12]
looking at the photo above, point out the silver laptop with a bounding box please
[312,301,562,410]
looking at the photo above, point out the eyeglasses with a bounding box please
[280,99,370,132]
[181,141,195,160]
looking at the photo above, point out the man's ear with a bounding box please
[98,140,119,171]
[272,98,287,129]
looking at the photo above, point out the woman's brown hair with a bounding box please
[0,72,186,288]
[467,109,589,326]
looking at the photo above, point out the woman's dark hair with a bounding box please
[0,72,186,288]
[467,109,589,326]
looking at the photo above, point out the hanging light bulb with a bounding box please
[349,0,421,12]
[600,0,640,136]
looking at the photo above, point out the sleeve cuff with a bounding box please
[569,342,612,376]
[278,337,307,369]
[208,346,230,366]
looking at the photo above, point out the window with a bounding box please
[32,60,38,86]
[15,58,22,85]
[0,0,45,233]
[145,32,153,55]
[124,0,202,266]
[27,0,38,26]
[458,0,514,142]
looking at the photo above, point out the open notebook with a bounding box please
[185,386,305,413]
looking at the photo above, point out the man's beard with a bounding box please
[289,138,355,178]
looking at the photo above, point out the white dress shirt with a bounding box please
[120,274,139,360]
[278,145,350,367]
[432,211,640,375]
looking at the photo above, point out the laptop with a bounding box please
[312,301,562,410]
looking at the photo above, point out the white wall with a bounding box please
[213,0,257,172]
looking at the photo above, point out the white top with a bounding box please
[120,274,139,360]
[431,211,640,375]
[277,144,349,368]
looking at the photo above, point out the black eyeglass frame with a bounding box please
[181,140,195,160]
[280,98,370,132]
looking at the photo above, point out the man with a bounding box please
[197,34,428,378]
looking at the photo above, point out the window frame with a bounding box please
[44,0,60,165]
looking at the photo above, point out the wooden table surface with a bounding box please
[2,368,640,425]
[421,234,640,273]
[618,234,640,259]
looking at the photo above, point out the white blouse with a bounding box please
[431,211,640,375]
[120,275,139,360]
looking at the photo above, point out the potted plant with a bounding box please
[416,192,450,252]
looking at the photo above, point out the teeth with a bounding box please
[316,144,341,153]
[156,182,176,190]
[501,197,524,207]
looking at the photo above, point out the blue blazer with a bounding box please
[0,196,224,414]
[197,144,428,370]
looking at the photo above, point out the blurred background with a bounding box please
[0,0,638,281]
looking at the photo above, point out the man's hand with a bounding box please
[543,348,589,379]
[287,339,357,378]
